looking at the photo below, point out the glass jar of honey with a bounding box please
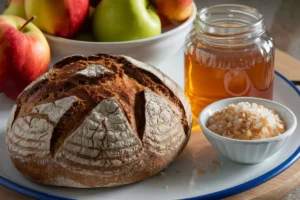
[184,4,274,127]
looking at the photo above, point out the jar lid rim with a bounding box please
[195,4,264,35]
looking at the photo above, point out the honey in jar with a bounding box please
[184,4,275,127]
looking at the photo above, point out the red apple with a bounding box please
[24,0,89,38]
[153,0,194,22]
[73,7,97,41]
[0,15,50,100]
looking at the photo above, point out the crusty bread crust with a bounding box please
[6,54,192,188]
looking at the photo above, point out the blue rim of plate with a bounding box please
[0,71,299,200]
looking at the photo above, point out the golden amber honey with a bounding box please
[185,40,274,127]
[184,5,275,128]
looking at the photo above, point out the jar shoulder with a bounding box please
[185,29,274,56]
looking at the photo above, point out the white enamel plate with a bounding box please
[0,51,299,200]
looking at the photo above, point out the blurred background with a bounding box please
[0,0,299,199]
[0,0,299,59]
[192,0,300,60]
[195,0,300,60]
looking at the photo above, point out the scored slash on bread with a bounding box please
[6,54,192,187]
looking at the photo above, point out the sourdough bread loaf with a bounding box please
[6,54,192,187]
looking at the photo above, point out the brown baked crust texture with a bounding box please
[6,54,192,187]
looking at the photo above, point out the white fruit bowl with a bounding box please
[198,97,297,165]
[44,4,196,66]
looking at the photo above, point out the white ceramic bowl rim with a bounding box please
[44,3,197,45]
[199,97,298,143]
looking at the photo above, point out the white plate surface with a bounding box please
[0,49,299,200]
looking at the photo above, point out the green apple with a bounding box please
[93,0,161,42]
[3,0,27,19]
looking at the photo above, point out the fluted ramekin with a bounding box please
[198,97,297,164]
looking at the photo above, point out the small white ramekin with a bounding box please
[198,97,297,164]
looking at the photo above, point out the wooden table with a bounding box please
[0,49,299,200]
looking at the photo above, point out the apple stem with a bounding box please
[19,16,36,32]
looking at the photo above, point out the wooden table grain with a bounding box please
[1,49,299,200]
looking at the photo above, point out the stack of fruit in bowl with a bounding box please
[3,0,196,64]
[0,0,195,100]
